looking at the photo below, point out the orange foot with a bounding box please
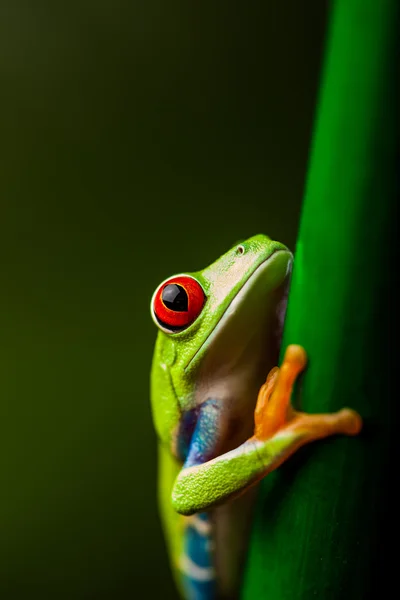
[254,344,362,442]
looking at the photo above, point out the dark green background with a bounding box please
[0,2,327,598]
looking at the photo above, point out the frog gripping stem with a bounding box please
[253,344,362,449]
[151,234,366,599]
[171,344,362,518]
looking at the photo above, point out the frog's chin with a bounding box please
[188,249,292,387]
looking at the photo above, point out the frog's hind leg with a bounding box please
[180,512,216,600]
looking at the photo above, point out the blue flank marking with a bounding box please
[179,399,222,600]
[185,515,212,568]
[184,398,221,468]
[177,408,198,462]
[197,512,209,521]
[182,512,216,600]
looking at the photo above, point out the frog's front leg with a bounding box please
[172,345,362,516]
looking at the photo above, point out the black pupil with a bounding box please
[162,284,188,312]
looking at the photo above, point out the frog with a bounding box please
[149,234,362,600]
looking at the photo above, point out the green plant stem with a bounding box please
[242,1,399,598]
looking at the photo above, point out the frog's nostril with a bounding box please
[236,245,245,255]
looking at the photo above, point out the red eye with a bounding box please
[152,276,206,331]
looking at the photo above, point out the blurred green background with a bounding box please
[0,1,327,598]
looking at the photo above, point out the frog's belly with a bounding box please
[212,485,259,599]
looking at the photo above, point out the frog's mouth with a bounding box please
[185,249,292,372]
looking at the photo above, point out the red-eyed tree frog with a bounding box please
[150,234,362,600]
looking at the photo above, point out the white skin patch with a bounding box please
[187,514,212,536]
[179,555,216,582]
